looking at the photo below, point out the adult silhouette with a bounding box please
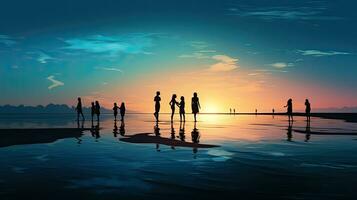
[76,97,85,121]
[255,109,257,115]
[179,96,186,122]
[284,98,293,122]
[95,101,101,121]
[154,91,161,122]
[230,108,232,115]
[233,108,236,115]
[169,94,179,121]
[120,102,126,121]
[305,99,311,122]
[191,92,201,122]
[91,102,95,122]
[113,102,119,121]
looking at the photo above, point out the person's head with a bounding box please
[181,96,184,101]
[95,101,99,105]
[305,99,309,103]
[288,98,292,103]
[121,102,125,107]
[78,97,81,101]
[172,94,177,99]
[193,92,197,97]
[114,102,117,106]
[91,102,94,106]
[156,91,160,96]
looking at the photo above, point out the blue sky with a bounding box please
[0,0,356,111]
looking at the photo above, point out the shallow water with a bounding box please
[1,114,357,199]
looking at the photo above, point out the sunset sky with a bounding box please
[0,0,356,113]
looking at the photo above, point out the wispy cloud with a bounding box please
[189,41,210,49]
[0,35,17,46]
[179,41,216,59]
[178,52,210,59]
[209,55,239,72]
[47,75,64,90]
[297,50,351,57]
[269,62,294,68]
[227,4,342,21]
[37,52,54,64]
[95,67,123,73]
[63,33,154,56]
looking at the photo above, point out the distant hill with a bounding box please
[0,104,112,114]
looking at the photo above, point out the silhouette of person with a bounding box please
[255,109,258,115]
[95,101,101,121]
[119,120,125,136]
[77,118,84,129]
[113,120,119,137]
[305,120,311,142]
[154,122,161,151]
[230,108,232,115]
[305,99,311,122]
[179,121,186,142]
[113,102,119,121]
[191,92,201,122]
[233,108,236,115]
[154,91,161,122]
[272,108,275,115]
[179,96,185,122]
[120,102,126,121]
[76,97,85,121]
[191,122,200,158]
[169,94,179,122]
[91,102,95,122]
[284,98,293,122]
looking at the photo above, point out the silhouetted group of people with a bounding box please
[75,97,126,122]
[284,98,311,123]
[154,91,201,122]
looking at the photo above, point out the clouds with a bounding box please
[209,55,239,72]
[47,75,64,90]
[0,35,17,46]
[95,67,123,73]
[297,50,351,57]
[63,33,154,56]
[269,62,294,68]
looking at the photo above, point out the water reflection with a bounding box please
[119,121,125,136]
[179,121,185,142]
[191,122,200,157]
[305,121,311,142]
[286,123,293,142]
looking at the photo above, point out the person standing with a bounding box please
[154,91,161,122]
[191,92,201,122]
[179,96,186,122]
[169,94,179,122]
[113,102,119,121]
[120,102,126,121]
[305,99,311,122]
[76,97,85,121]
[95,101,101,121]
[284,98,293,122]
[91,102,95,122]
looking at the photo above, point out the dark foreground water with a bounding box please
[1,114,357,200]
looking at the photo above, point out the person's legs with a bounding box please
[183,113,185,122]
[194,113,197,122]
[81,111,85,120]
[171,110,174,121]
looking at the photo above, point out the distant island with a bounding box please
[0,104,113,114]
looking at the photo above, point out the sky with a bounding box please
[0,0,357,113]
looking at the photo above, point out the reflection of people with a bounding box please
[113,121,119,137]
[154,122,160,151]
[77,118,84,129]
[119,121,125,136]
[305,99,311,122]
[305,121,311,142]
[113,103,119,121]
[91,120,100,140]
[120,102,126,121]
[191,92,201,122]
[179,121,186,141]
[76,97,85,121]
[191,122,200,158]
[91,102,95,122]
[169,94,179,122]
[170,121,176,150]
[284,98,293,122]
[179,96,185,122]
[287,123,292,141]
[154,91,161,122]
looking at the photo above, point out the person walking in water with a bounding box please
[91,102,95,122]
[76,97,85,121]
[154,91,161,122]
[284,98,293,122]
[305,99,311,122]
[169,94,179,121]
[191,92,201,122]
[95,101,101,121]
[120,102,126,121]
[113,102,119,121]
[179,96,186,122]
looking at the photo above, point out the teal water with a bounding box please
[1,114,357,200]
